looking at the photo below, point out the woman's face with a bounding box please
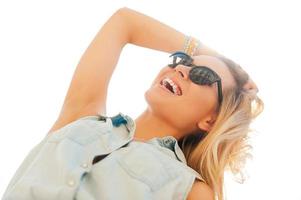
[144,54,236,134]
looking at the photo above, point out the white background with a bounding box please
[0,0,300,199]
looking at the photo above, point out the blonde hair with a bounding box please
[178,55,264,200]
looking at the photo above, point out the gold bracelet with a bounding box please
[183,36,202,56]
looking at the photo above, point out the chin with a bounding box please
[144,88,154,106]
[144,89,161,111]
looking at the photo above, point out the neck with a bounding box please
[133,108,182,141]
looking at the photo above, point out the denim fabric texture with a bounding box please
[2,112,205,200]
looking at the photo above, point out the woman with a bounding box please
[2,7,264,200]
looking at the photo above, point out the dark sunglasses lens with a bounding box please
[189,67,219,85]
[168,52,192,68]
[168,56,183,68]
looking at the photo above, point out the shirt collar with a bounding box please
[117,112,187,164]
[154,135,187,165]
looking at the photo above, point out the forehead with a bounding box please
[191,55,236,90]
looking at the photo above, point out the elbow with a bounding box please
[115,7,130,16]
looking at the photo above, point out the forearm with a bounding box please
[119,7,221,56]
[119,7,187,54]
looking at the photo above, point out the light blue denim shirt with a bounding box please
[2,112,205,200]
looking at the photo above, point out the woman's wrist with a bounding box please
[180,35,221,57]
[193,40,221,57]
[183,36,202,56]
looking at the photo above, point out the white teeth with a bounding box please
[162,78,181,95]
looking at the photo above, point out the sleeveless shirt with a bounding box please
[2,112,205,200]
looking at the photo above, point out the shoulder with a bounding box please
[187,180,215,200]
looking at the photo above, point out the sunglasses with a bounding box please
[168,51,223,108]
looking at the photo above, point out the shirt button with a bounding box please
[164,138,172,145]
[81,163,88,168]
[67,179,75,187]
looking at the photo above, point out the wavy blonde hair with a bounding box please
[178,54,264,200]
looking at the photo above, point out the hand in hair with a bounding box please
[243,77,259,93]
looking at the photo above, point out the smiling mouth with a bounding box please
[159,78,182,96]
[159,82,174,95]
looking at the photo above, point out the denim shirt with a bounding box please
[2,112,205,200]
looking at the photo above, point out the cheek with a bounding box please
[183,87,216,115]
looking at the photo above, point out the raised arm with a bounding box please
[123,7,220,56]
[48,8,130,134]
[48,7,220,134]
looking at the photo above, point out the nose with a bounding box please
[174,64,190,80]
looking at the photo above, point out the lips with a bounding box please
[159,83,176,95]
[170,77,183,95]
[159,77,183,96]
